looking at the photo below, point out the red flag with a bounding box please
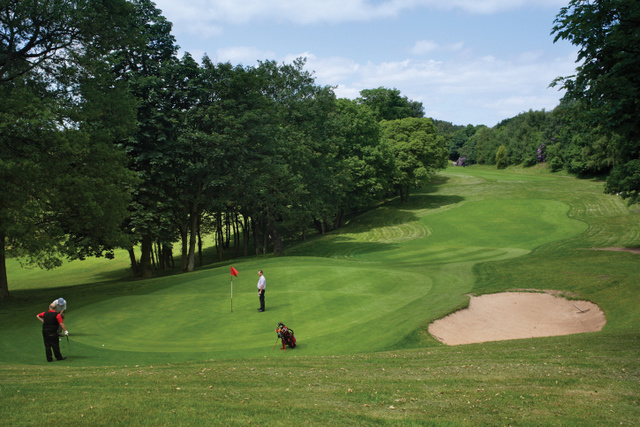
[230,266,238,277]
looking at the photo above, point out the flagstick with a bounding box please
[230,276,233,313]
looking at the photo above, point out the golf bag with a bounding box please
[275,322,296,349]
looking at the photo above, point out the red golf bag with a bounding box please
[275,322,296,349]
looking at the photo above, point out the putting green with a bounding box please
[62,196,585,363]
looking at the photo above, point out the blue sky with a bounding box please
[153,0,579,126]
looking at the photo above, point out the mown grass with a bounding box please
[1,164,639,425]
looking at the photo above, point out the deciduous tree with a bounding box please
[0,0,137,300]
[552,0,640,203]
[380,118,448,202]
[357,87,424,122]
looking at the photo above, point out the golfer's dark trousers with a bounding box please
[260,290,265,310]
[43,332,63,362]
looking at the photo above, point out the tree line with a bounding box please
[436,100,616,176]
[2,0,637,300]
[0,0,448,299]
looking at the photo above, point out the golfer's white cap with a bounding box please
[58,298,65,305]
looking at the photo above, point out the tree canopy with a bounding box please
[380,118,448,202]
[552,0,640,204]
[357,87,424,122]
[0,0,139,299]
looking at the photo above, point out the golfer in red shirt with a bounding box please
[36,303,68,362]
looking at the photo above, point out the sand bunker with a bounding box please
[429,291,606,346]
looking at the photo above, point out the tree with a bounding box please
[114,0,179,278]
[548,100,616,176]
[332,99,393,218]
[496,145,508,169]
[0,0,137,300]
[0,0,133,82]
[252,58,337,255]
[552,0,640,204]
[471,126,500,165]
[380,118,448,202]
[357,87,424,122]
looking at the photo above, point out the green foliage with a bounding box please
[357,87,424,121]
[469,126,498,165]
[549,156,564,172]
[547,101,616,177]
[0,0,134,82]
[380,118,448,201]
[553,0,640,203]
[332,99,393,216]
[0,0,139,299]
[495,145,508,169]
[433,120,479,162]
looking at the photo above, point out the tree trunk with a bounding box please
[140,235,153,278]
[155,242,163,270]
[262,218,268,254]
[224,212,231,249]
[164,244,175,269]
[127,246,138,277]
[252,216,260,255]
[216,211,224,262]
[334,208,344,229]
[198,226,203,267]
[186,210,199,272]
[150,242,157,270]
[243,215,250,257]
[269,217,283,256]
[180,223,189,272]
[0,232,10,300]
[232,212,240,258]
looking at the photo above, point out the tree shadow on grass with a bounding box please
[290,237,403,259]
[2,178,462,306]
[399,193,465,211]
[5,274,182,311]
[290,193,465,259]
[347,194,465,229]
[422,174,452,193]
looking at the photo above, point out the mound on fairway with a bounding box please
[428,291,606,345]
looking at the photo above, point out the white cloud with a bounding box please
[301,50,576,125]
[410,40,440,55]
[410,40,465,55]
[434,0,567,14]
[287,53,361,83]
[215,46,277,64]
[155,0,569,29]
[333,85,362,99]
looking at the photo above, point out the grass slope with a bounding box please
[1,165,638,425]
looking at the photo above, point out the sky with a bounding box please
[152,0,580,127]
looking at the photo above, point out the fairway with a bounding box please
[4,165,630,367]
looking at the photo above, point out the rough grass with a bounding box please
[1,165,639,425]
